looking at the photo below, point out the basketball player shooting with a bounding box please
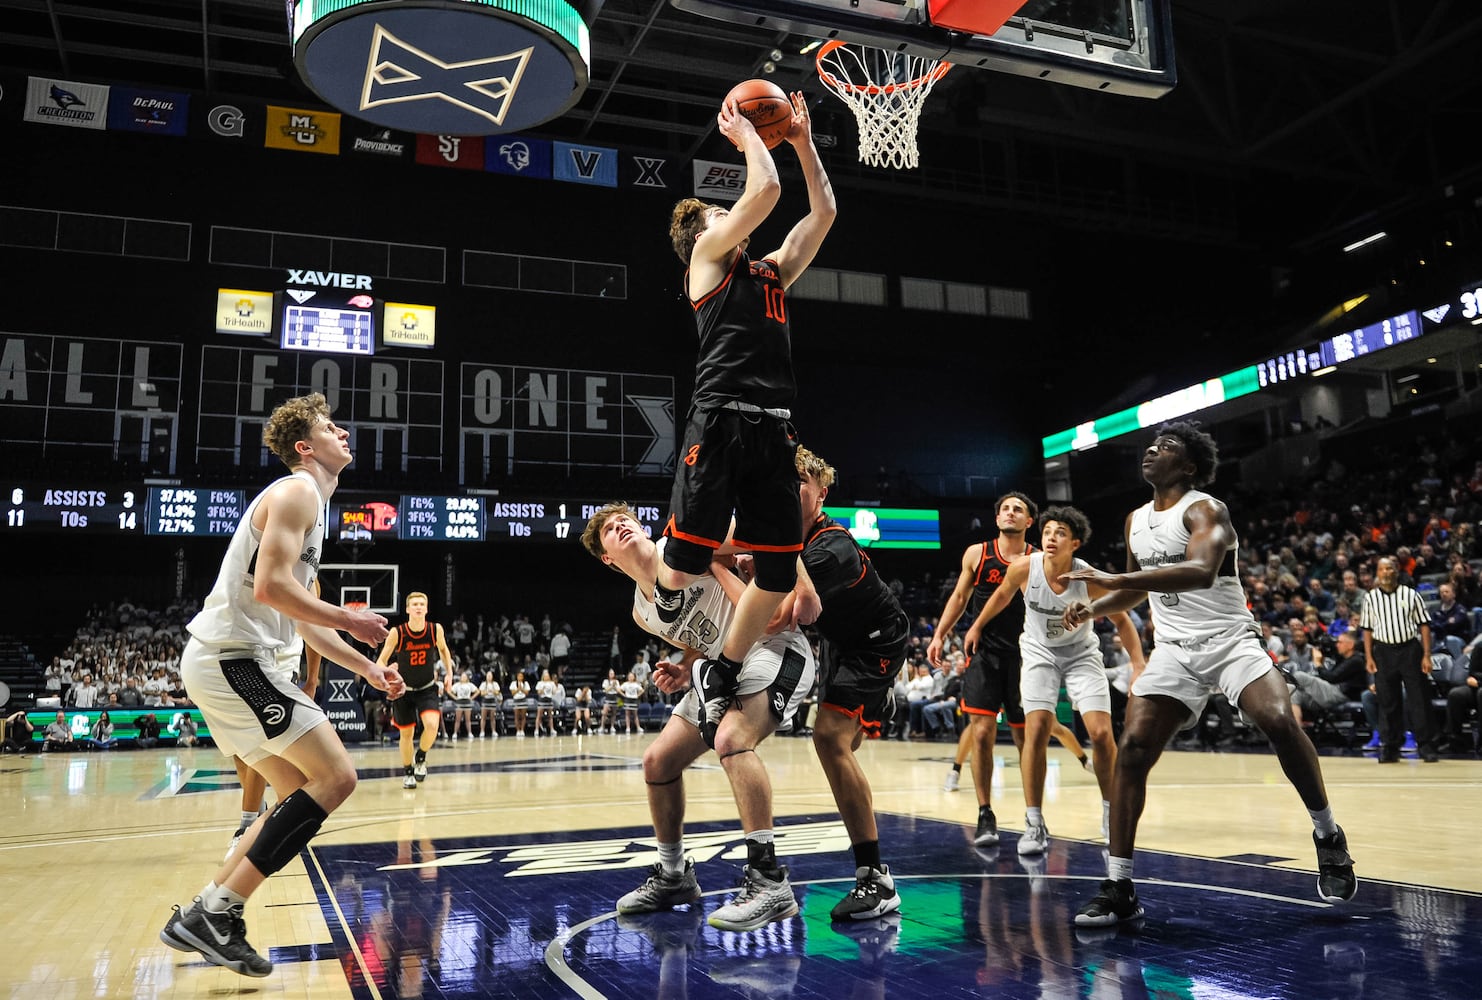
[656,87,836,749]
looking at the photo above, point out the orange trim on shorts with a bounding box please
[822,701,883,739]
[664,515,723,549]
[730,538,804,553]
[961,706,1026,728]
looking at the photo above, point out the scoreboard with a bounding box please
[6,483,664,543]
[3,485,143,533]
[147,487,247,536]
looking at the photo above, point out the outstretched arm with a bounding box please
[768,92,836,286]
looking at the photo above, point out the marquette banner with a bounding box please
[553,141,617,188]
[264,104,341,154]
[107,86,190,136]
[23,76,109,130]
[382,303,437,349]
[692,158,744,202]
[215,289,275,337]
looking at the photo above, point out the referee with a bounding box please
[1360,556,1437,763]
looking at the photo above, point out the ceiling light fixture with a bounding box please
[1342,232,1387,253]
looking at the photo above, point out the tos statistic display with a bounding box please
[6,484,664,543]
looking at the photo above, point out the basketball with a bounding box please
[723,78,792,149]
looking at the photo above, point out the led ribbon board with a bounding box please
[290,0,591,135]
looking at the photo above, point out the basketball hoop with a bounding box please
[344,600,368,613]
[815,40,951,170]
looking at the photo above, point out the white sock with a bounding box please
[1026,806,1043,826]
[204,884,248,913]
[1108,855,1134,882]
[1102,801,1112,824]
[746,829,775,845]
[1309,806,1338,838]
[657,841,685,874]
[239,810,257,830]
[199,880,216,901]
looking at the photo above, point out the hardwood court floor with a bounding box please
[3,730,1479,998]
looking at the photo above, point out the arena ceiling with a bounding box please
[3,0,1479,254]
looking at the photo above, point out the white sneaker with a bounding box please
[708,865,799,931]
[403,772,417,789]
[1018,821,1049,856]
[517,731,525,738]
[413,760,428,782]
[943,769,960,792]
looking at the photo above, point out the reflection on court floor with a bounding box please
[304,812,1482,999]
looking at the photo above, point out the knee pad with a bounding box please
[750,550,797,593]
[245,789,328,876]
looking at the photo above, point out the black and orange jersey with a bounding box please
[965,539,1034,650]
[689,251,795,411]
[802,516,909,657]
[395,621,439,689]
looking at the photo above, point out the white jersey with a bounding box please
[632,538,736,658]
[187,472,325,652]
[1128,488,1255,642]
[1021,553,1099,653]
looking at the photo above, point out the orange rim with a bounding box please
[815,39,952,95]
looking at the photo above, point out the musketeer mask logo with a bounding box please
[360,23,532,127]
[209,104,245,137]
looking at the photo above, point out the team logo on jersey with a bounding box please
[771,691,787,717]
[264,703,287,726]
[986,569,1002,584]
[1159,593,1180,607]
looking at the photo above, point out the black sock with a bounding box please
[745,838,778,873]
[404,764,413,775]
[952,763,963,773]
[852,840,881,871]
[712,652,742,684]
[980,804,994,818]
[414,749,427,764]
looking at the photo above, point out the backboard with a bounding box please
[670,0,1176,98]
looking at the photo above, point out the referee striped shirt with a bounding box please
[1359,584,1428,644]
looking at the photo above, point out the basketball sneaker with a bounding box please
[224,827,247,863]
[171,901,273,977]
[413,754,428,782]
[943,769,960,792]
[159,897,202,952]
[617,860,702,914]
[974,806,1000,847]
[1017,821,1049,856]
[693,657,738,749]
[402,767,417,790]
[707,864,799,931]
[1314,826,1358,902]
[1074,878,1143,927]
[830,865,901,921]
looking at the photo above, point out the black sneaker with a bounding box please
[172,901,273,977]
[974,806,1000,847]
[1074,878,1143,927]
[830,865,901,921]
[1314,826,1358,902]
[693,657,737,749]
[159,897,202,952]
[653,580,685,624]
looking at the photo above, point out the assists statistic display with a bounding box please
[4,485,143,533]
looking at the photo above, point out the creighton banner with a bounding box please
[23,76,109,130]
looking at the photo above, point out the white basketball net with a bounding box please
[816,41,951,170]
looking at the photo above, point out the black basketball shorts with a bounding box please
[962,643,1025,726]
[391,685,442,728]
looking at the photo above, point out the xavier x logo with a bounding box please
[361,23,532,127]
